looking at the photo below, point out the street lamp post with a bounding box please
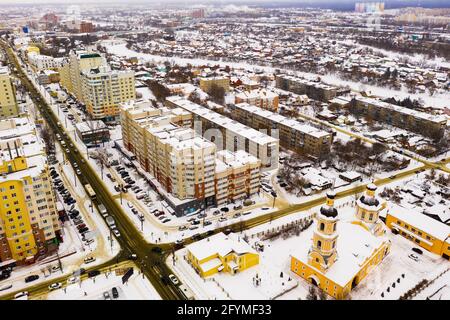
[271,191,277,208]
[119,183,123,205]
[109,229,113,253]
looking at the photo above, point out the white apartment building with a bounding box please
[27,52,65,71]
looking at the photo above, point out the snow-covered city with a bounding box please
[0,0,448,312]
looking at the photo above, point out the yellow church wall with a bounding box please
[291,240,390,300]
[291,256,344,299]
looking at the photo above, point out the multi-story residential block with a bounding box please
[120,100,261,215]
[199,76,230,94]
[59,51,104,101]
[121,100,193,170]
[0,67,19,120]
[235,89,279,112]
[215,150,260,205]
[27,52,64,71]
[275,74,338,102]
[166,96,279,170]
[81,65,135,120]
[349,96,448,139]
[230,103,333,160]
[186,232,259,278]
[0,117,61,265]
[385,204,450,260]
[59,51,135,121]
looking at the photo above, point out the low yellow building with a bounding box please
[290,192,390,299]
[186,232,259,278]
[385,204,450,260]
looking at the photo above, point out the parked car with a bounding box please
[77,223,87,230]
[83,239,95,245]
[84,256,96,264]
[103,291,111,300]
[408,253,419,262]
[113,229,121,237]
[24,275,39,283]
[112,287,119,299]
[78,227,89,234]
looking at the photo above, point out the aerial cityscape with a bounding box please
[0,0,449,304]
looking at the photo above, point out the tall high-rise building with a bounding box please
[0,67,19,120]
[0,117,61,265]
[59,51,135,121]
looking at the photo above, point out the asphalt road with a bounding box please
[0,41,185,300]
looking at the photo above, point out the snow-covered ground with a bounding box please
[39,263,161,300]
[171,194,450,300]
[103,40,450,108]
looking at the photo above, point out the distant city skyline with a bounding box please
[0,0,449,10]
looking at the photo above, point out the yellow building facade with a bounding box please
[290,191,391,299]
[385,205,450,260]
[186,232,259,278]
[0,118,61,265]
